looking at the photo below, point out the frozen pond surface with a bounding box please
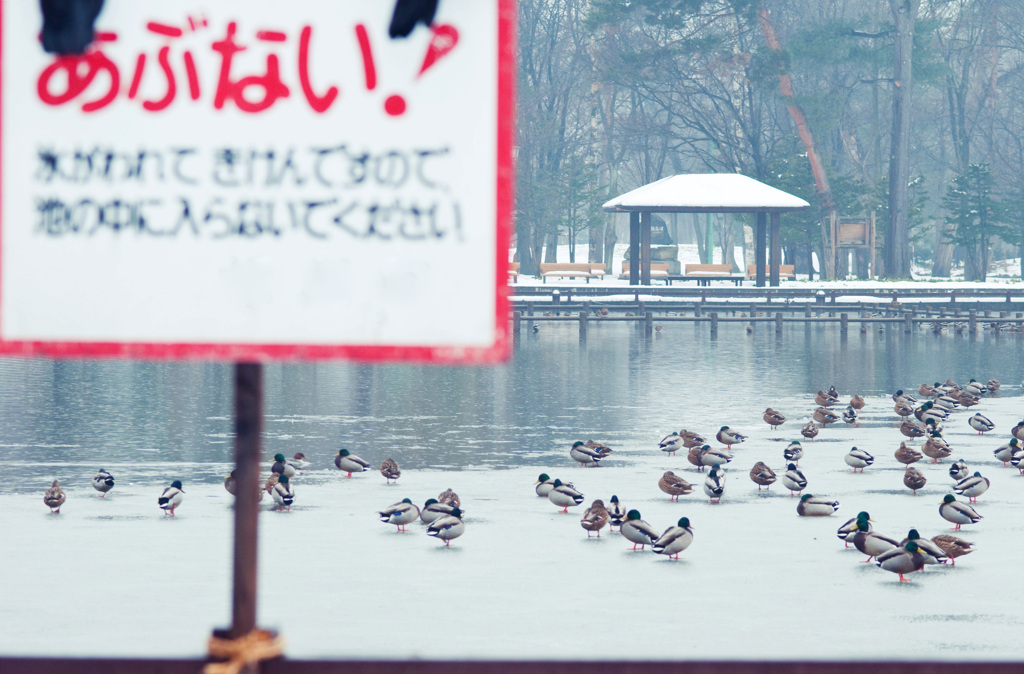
[2,322,1024,661]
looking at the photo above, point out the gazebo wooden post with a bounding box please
[628,212,640,286]
[231,363,262,640]
[640,211,652,285]
[769,212,782,287]
[755,212,767,287]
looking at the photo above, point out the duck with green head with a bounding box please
[379,498,420,531]
[334,448,370,477]
[620,509,659,551]
[426,507,465,546]
[875,541,927,582]
[158,480,185,516]
[939,494,981,530]
[652,517,694,560]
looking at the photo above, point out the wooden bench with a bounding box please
[508,262,520,283]
[745,264,796,280]
[540,262,606,283]
[683,264,744,286]
[620,262,671,284]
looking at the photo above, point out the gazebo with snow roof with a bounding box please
[602,174,810,287]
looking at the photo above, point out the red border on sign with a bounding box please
[0,1,513,364]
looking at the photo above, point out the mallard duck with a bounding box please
[686,445,703,469]
[698,445,733,469]
[923,417,944,437]
[930,533,975,565]
[92,469,114,497]
[620,509,660,551]
[1011,421,1024,442]
[703,465,725,504]
[912,400,935,421]
[680,430,706,448]
[968,413,995,435]
[899,420,925,440]
[535,473,556,497]
[287,453,311,471]
[271,474,295,511]
[783,441,804,464]
[827,385,840,399]
[763,408,786,430]
[379,498,420,531]
[781,463,807,496]
[653,517,694,560]
[892,390,917,405]
[570,441,605,467]
[899,529,948,565]
[271,454,296,478]
[876,541,928,582]
[420,498,459,524]
[800,421,819,440]
[986,378,1000,392]
[895,442,923,466]
[921,435,952,463]
[43,480,65,513]
[894,400,915,418]
[658,471,693,501]
[547,479,584,513]
[953,472,989,503]
[158,480,185,516]
[836,511,871,547]
[939,494,981,530]
[334,449,370,477]
[842,405,858,426]
[995,438,1021,466]
[580,499,609,537]
[585,440,613,457]
[933,395,958,412]
[849,519,900,562]
[225,471,264,502]
[849,394,866,410]
[437,488,460,508]
[844,447,874,473]
[964,379,986,397]
[1013,449,1024,475]
[715,426,747,449]
[903,466,927,494]
[607,495,626,531]
[379,458,401,484]
[956,392,980,408]
[917,383,940,398]
[749,461,776,490]
[796,493,838,516]
[813,407,840,426]
[263,472,280,495]
[814,390,839,407]
[658,431,684,455]
[948,459,969,481]
[426,507,465,546]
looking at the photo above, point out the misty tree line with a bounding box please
[514,0,1024,281]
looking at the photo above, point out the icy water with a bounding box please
[3,322,1024,661]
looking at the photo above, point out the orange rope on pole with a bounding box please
[204,628,285,674]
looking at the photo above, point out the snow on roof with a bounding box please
[602,173,810,212]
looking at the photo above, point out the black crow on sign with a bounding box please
[40,0,105,55]
[389,0,439,38]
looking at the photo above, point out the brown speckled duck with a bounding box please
[43,480,65,513]
[895,442,922,465]
[658,471,693,501]
[379,458,401,484]
[763,408,786,430]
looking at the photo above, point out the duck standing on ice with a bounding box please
[92,469,114,497]
[158,480,185,516]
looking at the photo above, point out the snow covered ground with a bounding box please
[4,385,1024,661]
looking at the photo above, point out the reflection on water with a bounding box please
[1,322,1021,493]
